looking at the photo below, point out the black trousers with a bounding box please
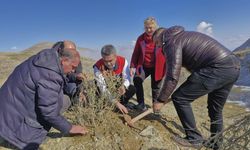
[171,55,240,143]
[133,67,163,104]
[120,85,136,105]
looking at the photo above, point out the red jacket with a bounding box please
[130,33,166,81]
[94,55,125,75]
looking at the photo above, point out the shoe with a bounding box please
[124,103,136,110]
[171,136,202,149]
[134,103,147,111]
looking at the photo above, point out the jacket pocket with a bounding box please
[16,117,47,142]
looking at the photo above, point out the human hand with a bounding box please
[130,68,136,77]
[118,85,126,95]
[76,73,85,81]
[69,125,88,135]
[116,102,128,114]
[153,101,165,113]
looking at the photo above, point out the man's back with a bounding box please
[163,26,232,71]
[0,49,65,149]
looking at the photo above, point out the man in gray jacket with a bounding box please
[152,26,240,149]
[0,41,88,149]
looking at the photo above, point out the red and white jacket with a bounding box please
[93,55,131,93]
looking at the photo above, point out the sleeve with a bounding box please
[157,43,182,102]
[93,66,116,103]
[122,59,131,88]
[93,66,107,94]
[130,36,141,68]
[37,77,72,133]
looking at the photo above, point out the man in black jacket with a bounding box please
[152,26,240,149]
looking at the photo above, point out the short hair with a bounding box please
[144,17,159,28]
[52,41,64,50]
[101,44,117,56]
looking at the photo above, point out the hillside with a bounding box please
[234,38,250,52]
[233,38,250,86]
[0,43,249,150]
[0,42,93,85]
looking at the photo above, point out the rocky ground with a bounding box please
[0,81,249,150]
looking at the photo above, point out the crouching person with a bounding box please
[0,41,88,149]
[93,44,136,114]
[52,41,85,109]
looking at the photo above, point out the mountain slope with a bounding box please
[0,42,94,85]
[233,38,250,86]
[234,38,250,52]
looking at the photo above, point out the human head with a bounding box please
[152,27,166,48]
[144,17,159,36]
[58,47,80,74]
[101,44,117,70]
[52,40,77,52]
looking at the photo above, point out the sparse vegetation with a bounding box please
[69,71,123,128]
[233,49,250,58]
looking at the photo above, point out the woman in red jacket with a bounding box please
[130,17,166,110]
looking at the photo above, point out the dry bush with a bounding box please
[69,72,124,129]
[221,113,250,150]
[202,113,250,150]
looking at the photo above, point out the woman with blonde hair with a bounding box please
[130,17,166,110]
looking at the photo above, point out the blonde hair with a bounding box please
[144,17,159,28]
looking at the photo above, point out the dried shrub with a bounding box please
[202,113,250,150]
[69,72,124,128]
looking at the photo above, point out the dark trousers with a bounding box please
[171,55,240,143]
[133,67,163,104]
[120,85,136,105]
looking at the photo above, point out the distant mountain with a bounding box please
[232,38,250,86]
[0,42,95,85]
[22,42,54,55]
[21,42,95,58]
[235,53,250,86]
[233,38,250,52]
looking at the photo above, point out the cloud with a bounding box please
[196,21,213,37]
[11,46,17,50]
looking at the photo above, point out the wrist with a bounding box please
[156,98,165,103]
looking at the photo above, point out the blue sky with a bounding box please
[0,0,249,52]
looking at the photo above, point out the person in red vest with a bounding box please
[93,44,136,114]
[130,17,166,111]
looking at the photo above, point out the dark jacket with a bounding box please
[130,33,166,81]
[158,26,232,102]
[64,62,83,97]
[0,49,72,149]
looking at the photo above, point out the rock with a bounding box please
[140,125,158,137]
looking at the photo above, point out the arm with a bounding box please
[93,66,116,101]
[122,59,131,89]
[93,66,107,94]
[157,44,182,102]
[130,37,141,68]
[37,79,72,133]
